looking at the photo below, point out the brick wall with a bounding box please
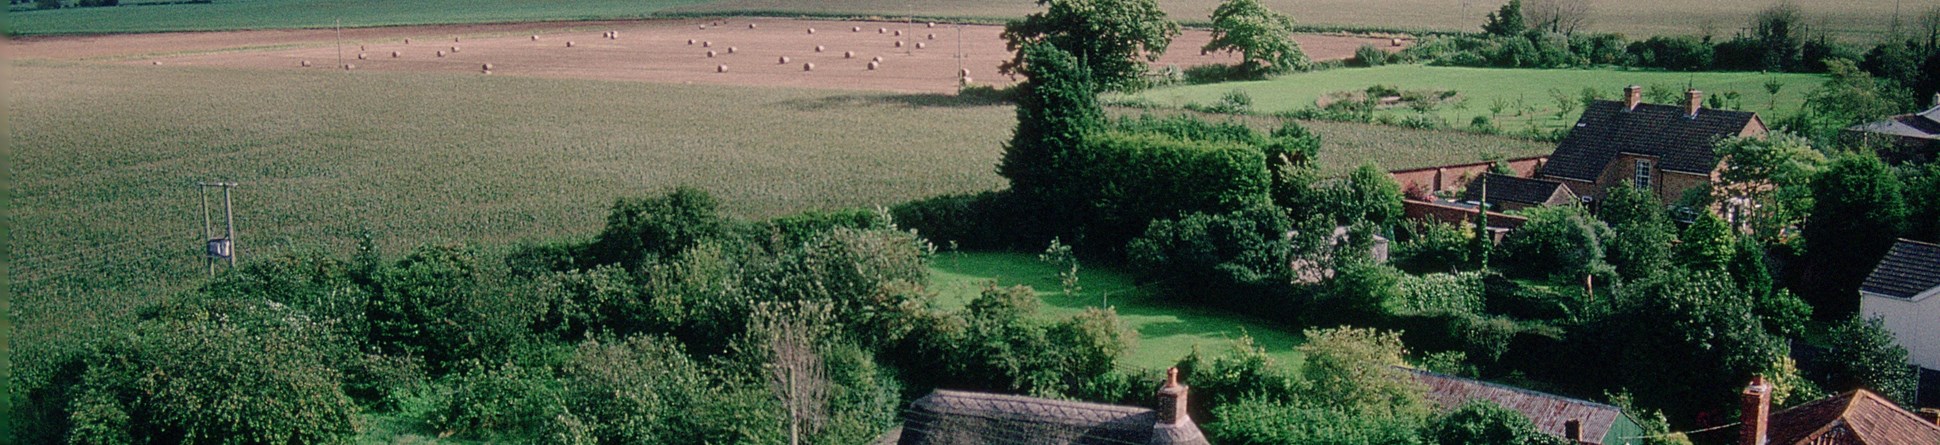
[1389,156,1549,195]
[1402,199,1528,230]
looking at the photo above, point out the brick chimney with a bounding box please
[1686,89,1704,118]
[1741,376,1771,445]
[1565,419,1583,444]
[1918,408,1940,425]
[1931,92,1939,109]
[1156,367,1189,425]
[1624,85,1642,111]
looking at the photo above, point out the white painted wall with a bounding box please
[1860,287,1940,372]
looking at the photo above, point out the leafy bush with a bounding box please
[585,186,727,267]
[1497,205,1613,282]
[1128,203,1293,300]
[1060,128,1272,251]
[1389,272,1484,316]
[1627,36,1714,71]
[555,335,782,444]
[1394,221,1472,273]
[436,362,563,439]
[891,191,1019,250]
[369,243,532,372]
[1353,44,1389,67]
[1426,401,1568,445]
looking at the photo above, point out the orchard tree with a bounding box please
[1001,0,1180,92]
[1802,154,1906,317]
[1204,0,1309,73]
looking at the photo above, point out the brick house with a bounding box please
[1845,95,1940,164]
[1738,377,1940,445]
[1538,86,1766,210]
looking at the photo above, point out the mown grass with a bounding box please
[1124,65,1824,135]
[4,0,708,35]
[929,251,1306,371]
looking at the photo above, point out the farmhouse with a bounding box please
[1403,368,1646,445]
[1739,377,1940,445]
[1846,95,1940,164]
[1538,85,1765,209]
[887,369,1208,445]
[1858,238,1940,404]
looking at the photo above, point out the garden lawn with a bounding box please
[929,251,1306,372]
[1124,65,1823,135]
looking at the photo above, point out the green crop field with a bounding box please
[10,0,1910,40]
[930,251,1306,371]
[1124,65,1825,135]
[3,0,708,35]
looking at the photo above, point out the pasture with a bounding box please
[1124,65,1825,133]
[930,251,1306,371]
[10,0,1914,41]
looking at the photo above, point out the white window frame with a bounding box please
[1633,159,1653,189]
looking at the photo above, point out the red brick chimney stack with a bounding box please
[1741,376,1771,445]
[1156,367,1189,425]
[1624,85,1643,111]
[1686,89,1704,118]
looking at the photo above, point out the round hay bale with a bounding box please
[727,46,736,53]
[437,50,446,57]
[688,39,696,45]
[872,56,883,62]
[807,28,815,34]
[703,41,712,47]
[804,62,814,71]
[878,27,886,33]
[894,30,902,36]
[357,53,367,60]
[1391,38,1403,47]
[867,61,879,70]
[392,51,401,58]
[300,60,311,67]
[451,46,460,52]
[343,64,355,70]
[707,50,716,57]
[699,24,707,30]
[1200,49,1208,55]
[853,26,861,32]
[360,45,366,51]
[928,22,936,28]
[895,41,903,47]
[717,64,727,73]
[567,41,575,47]
[152,61,161,65]
[927,33,935,40]
[916,42,926,49]
[610,31,619,39]
[961,76,973,85]
[532,35,540,41]
[844,51,854,58]
[779,56,790,63]
[404,38,411,44]
[748,23,757,29]
[960,68,970,76]
[483,63,493,70]
[815,45,825,52]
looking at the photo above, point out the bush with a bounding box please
[556,335,782,444]
[585,187,727,267]
[1060,128,1272,252]
[890,191,1019,250]
[1353,44,1389,67]
[1497,205,1613,281]
[1426,401,1568,445]
[1390,272,1484,316]
[436,362,562,439]
[1128,203,1293,299]
[369,243,527,372]
[1628,36,1714,71]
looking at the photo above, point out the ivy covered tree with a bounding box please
[1203,0,1309,74]
[1001,0,1180,92]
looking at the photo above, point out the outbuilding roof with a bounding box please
[1543,101,1759,181]
[897,390,1207,445]
[1860,239,1940,300]
[1404,368,1632,444]
[1461,173,1575,207]
[1765,389,1940,445]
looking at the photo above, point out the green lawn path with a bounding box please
[928,251,1305,371]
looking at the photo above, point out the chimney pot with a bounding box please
[1741,376,1771,445]
[1156,367,1189,426]
[1918,408,1940,425]
[1624,85,1643,111]
[1686,89,1703,118]
[1930,92,1939,109]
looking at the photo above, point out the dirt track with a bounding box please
[10,17,1407,93]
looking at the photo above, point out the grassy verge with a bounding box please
[1123,64,1824,135]
[929,251,1306,371]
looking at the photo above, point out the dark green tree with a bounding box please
[1899,163,1940,243]
[1498,205,1613,281]
[588,187,727,268]
[1593,270,1782,422]
[1325,163,1405,229]
[1482,0,1527,36]
[1676,213,1736,271]
[1820,316,1917,406]
[999,42,1103,238]
[1001,0,1180,92]
[1803,154,1907,317]
[1204,0,1309,73]
[1426,401,1569,445]
[1597,184,1674,281]
[1751,1,1806,72]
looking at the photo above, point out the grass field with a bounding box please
[929,251,1306,371]
[3,0,708,34]
[9,0,1912,40]
[1124,65,1825,134]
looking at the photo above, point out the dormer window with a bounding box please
[1634,159,1653,189]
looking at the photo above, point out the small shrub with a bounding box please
[1353,44,1389,67]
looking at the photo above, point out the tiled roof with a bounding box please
[1860,239,1940,300]
[1461,174,1575,207]
[1403,368,1628,444]
[897,390,1207,445]
[1849,111,1940,140]
[1765,389,1940,445]
[1542,101,1759,181]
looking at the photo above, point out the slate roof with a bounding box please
[897,390,1207,445]
[1850,107,1940,140]
[1461,173,1575,207]
[1403,368,1629,444]
[1860,239,1940,300]
[1765,389,1940,445]
[1542,101,1760,181]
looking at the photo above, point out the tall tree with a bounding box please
[1522,0,1591,35]
[999,42,1102,238]
[1821,316,1917,406]
[1482,0,1528,36]
[1676,213,1736,271]
[1598,184,1675,281]
[1899,163,1940,243]
[1752,1,1807,72]
[1803,59,1914,140]
[1803,154,1907,317]
[1499,205,1613,281]
[1203,0,1309,74]
[1001,0,1180,92]
[1711,133,1825,240]
[1594,270,1782,423]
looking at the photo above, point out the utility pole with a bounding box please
[198,182,238,274]
[336,19,344,69]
